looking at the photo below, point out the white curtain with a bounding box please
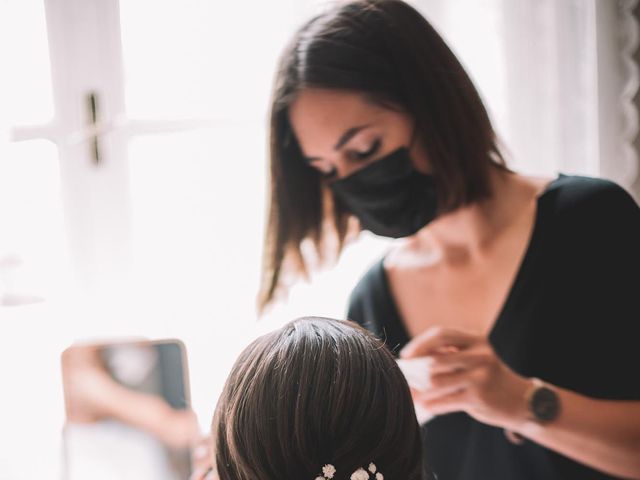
[406,0,639,193]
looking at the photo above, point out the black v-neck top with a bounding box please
[346,175,640,480]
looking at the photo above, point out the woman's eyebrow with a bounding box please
[334,124,372,150]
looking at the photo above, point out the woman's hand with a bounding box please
[400,326,531,431]
[190,434,217,480]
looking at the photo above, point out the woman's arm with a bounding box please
[62,344,200,449]
[517,386,640,479]
[97,380,200,449]
[401,327,640,479]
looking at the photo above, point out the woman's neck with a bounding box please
[411,169,547,263]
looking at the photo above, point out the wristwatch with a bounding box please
[504,378,561,445]
[526,378,561,423]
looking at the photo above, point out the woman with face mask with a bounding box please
[251,1,640,480]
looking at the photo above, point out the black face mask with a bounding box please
[329,147,438,238]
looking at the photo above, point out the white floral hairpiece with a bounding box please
[315,464,336,480]
[315,463,383,480]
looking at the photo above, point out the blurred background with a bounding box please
[0,0,639,478]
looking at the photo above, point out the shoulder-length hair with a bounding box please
[213,317,425,480]
[259,0,507,310]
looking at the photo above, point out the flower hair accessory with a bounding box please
[314,463,383,480]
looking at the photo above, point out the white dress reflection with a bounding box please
[64,421,180,480]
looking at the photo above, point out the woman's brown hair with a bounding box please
[259,0,507,310]
[212,317,425,480]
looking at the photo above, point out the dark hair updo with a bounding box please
[213,317,425,480]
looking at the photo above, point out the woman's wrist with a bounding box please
[502,376,536,433]
[505,377,563,440]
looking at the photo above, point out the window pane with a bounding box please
[127,125,267,418]
[0,0,54,124]
[0,4,69,480]
[128,126,264,313]
[0,140,70,304]
[120,0,300,119]
[126,123,392,420]
[0,0,65,303]
[0,140,70,480]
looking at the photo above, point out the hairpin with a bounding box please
[315,462,383,480]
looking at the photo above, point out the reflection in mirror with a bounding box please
[61,339,197,480]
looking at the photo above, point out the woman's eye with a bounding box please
[354,138,381,160]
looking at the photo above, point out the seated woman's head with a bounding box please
[212,317,424,480]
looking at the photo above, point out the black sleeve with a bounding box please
[553,179,640,399]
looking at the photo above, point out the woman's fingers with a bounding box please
[401,328,532,428]
[428,346,495,375]
[190,466,216,480]
[400,326,480,358]
[416,369,471,401]
[420,388,469,416]
[413,366,492,416]
[191,434,215,475]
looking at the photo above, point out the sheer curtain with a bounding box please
[405,0,639,189]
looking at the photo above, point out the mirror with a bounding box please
[61,339,197,480]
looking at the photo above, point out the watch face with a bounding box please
[530,386,560,423]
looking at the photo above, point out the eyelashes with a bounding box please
[307,137,383,179]
[353,137,382,160]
